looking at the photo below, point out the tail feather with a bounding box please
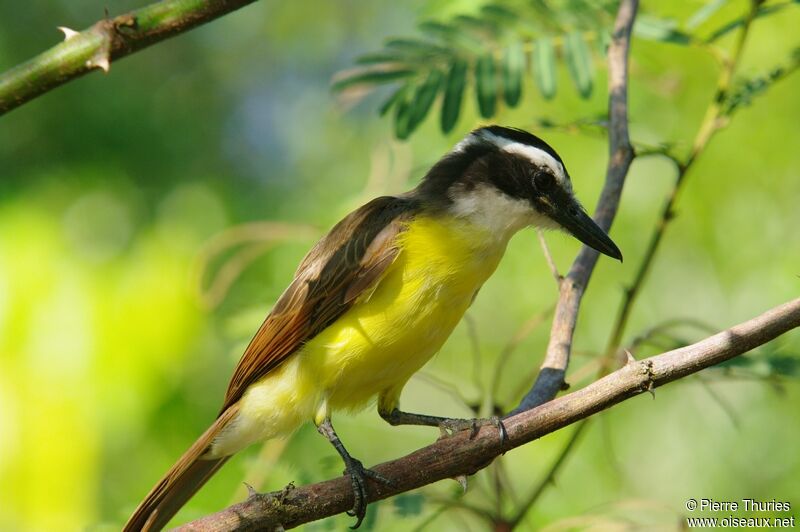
[124,404,240,532]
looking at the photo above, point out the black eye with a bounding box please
[533,170,555,191]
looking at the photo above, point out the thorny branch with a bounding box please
[511,0,639,414]
[179,298,800,531]
[0,0,259,115]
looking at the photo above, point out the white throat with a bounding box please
[447,184,557,241]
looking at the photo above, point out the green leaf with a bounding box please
[418,21,459,41]
[686,0,728,30]
[635,15,692,45]
[529,0,555,16]
[597,29,612,55]
[768,356,800,378]
[706,3,786,43]
[385,38,449,57]
[453,14,499,34]
[503,40,524,107]
[418,20,483,51]
[564,32,593,98]
[355,52,406,65]
[393,493,425,517]
[480,4,519,24]
[408,69,443,132]
[723,49,800,116]
[331,68,416,91]
[719,354,800,379]
[534,37,556,99]
[440,58,467,133]
[565,0,612,29]
[394,95,412,140]
[379,84,409,116]
[476,53,497,118]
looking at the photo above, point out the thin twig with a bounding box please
[537,230,562,285]
[603,0,761,361]
[178,298,800,531]
[0,0,259,115]
[511,0,638,414]
[464,314,487,407]
[414,372,475,412]
[411,504,449,532]
[488,305,554,410]
[509,420,589,528]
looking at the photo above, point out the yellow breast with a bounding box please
[311,215,509,409]
[218,214,512,456]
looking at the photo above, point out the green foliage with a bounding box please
[706,0,799,42]
[333,0,796,140]
[685,0,728,30]
[333,0,799,140]
[3,1,800,531]
[533,37,557,99]
[723,47,800,116]
[718,351,800,379]
[333,1,621,138]
[393,493,425,517]
[633,14,692,45]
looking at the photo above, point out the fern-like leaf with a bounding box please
[332,0,742,139]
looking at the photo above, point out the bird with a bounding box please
[124,125,622,531]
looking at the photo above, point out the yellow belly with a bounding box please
[212,215,510,456]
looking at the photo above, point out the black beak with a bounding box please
[550,197,623,261]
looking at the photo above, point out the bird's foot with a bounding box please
[342,458,392,528]
[439,416,507,446]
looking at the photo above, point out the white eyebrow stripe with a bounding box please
[477,130,566,183]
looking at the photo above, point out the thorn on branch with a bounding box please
[87,55,111,73]
[625,349,636,365]
[57,26,80,41]
[279,481,296,503]
[84,15,137,74]
[640,360,656,398]
[85,20,114,73]
[244,482,258,500]
[453,474,469,493]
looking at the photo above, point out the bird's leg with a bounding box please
[316,418,391,529]
[379,408,507,444]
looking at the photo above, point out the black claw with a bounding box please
[343,459,390,528]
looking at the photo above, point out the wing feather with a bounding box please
[219,196,416,412]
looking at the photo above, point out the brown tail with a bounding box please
[124,404,240,532]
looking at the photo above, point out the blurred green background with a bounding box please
[1,1,799,530]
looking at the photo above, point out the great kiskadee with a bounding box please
[125,125,622,531]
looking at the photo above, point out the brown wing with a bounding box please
[219,196,417,413]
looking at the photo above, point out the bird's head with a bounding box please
[416,125,622,261]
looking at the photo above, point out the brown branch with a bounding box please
[511,0,638,413]
[178,298,800,531]
[0,0,259,116]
